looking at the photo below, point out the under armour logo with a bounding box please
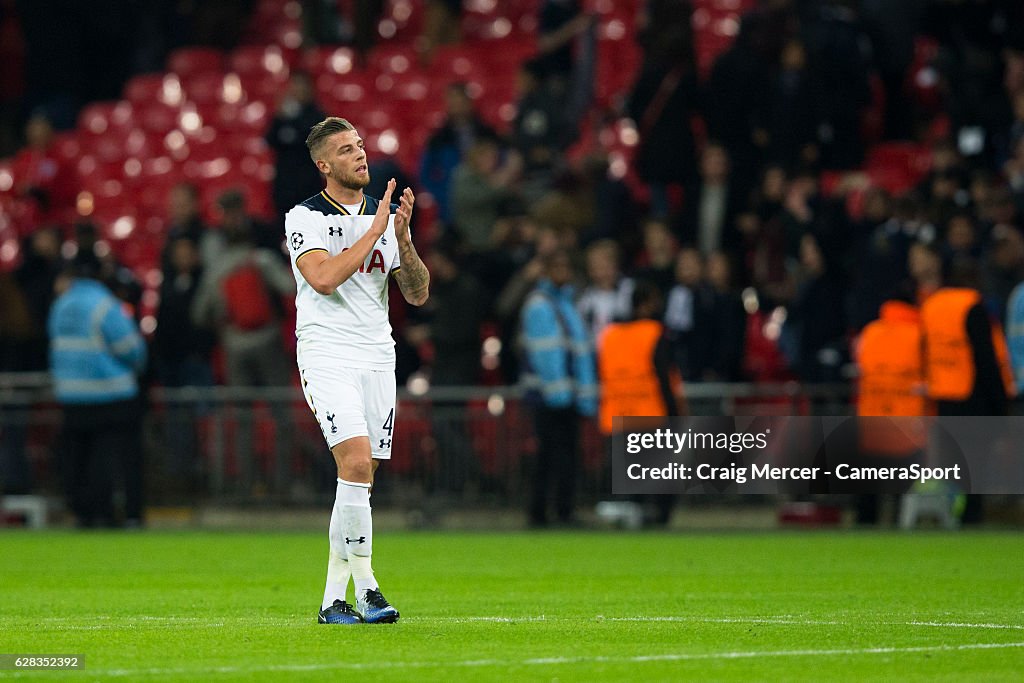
[326,412,337,434]
[328,226,343,237]
[345,536,366,544]
[290,232,304,250]
[379,438,391,449]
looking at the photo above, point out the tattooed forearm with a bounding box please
[395,238,430,305]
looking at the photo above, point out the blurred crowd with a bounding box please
[4,0,1023,395]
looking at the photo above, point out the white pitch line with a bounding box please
[25,615,1024,631]
[16,641,1022,679]
[907,621,1024,631]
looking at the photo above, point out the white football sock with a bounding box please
[338,478,378,594]
[321,479,351,610]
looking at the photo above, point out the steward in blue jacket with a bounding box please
[519,250,596,527]
[48,262,147,527]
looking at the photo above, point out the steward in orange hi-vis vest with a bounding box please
[920,288,1015,413]
[598,319,676,434]
[856,300,931,455]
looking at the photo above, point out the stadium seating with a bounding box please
[168,47,225,78]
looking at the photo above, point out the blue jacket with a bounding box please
[48,279,146,404]
[1008,282,1024,393]
[520,279,598,416]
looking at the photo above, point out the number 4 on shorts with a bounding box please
[379,408,394,449]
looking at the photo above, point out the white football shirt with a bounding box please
[285,190,401,370]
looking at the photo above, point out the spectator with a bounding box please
[576,239,634,341]
[419,0,462,61]
[860,0,925,140]
[154,236,214,388]
[664,247,714,382]
[802,0,872,169]
[908,238,943,304]
[705,251,747,381]
[74,221,144,318]
[419,83,497,225]
[996,90,1024,169]
[163,182,215,267]
[533,0,591,87]
[743,166,793,301]
[633,218,678,295]
[981,224,1024,322]
[407,241,484,498]
[756,38,824,169]
[266,71,327,217]
[48,258,147,527]
[679,142,743,256]
[419,242,484,387]
[214,188,282,259]
[10,112,74,224]
[945,212,981,262]
[1002,130,1024,209]
[628,8,699,217]
[191,213,295,388]
[7,226,61,371]
[876,196,935,300]
[0,227,59,495]
[511,59,570,181]
[1007,278,1024,397]
[153,235,214,484]
[705,12,775,199]
[496,223,560,320]
[531,167,595,247]
[302,0,384,57]
[783,234,847,382]
[449,135,519,253]
[520,250,597,527]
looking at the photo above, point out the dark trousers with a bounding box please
[61,399,143,527]
[529,406,579,526]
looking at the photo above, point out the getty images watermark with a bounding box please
[611,416,1024,495]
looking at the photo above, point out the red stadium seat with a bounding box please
[136,102,184,135]
[183,71,247,106]
[367,44,418,76]
[124,73,186,107]
[51,132,83,164]
[865,142,932,177]
[468,36,537,77]
[167,47,225,78]
[238,72,285,108]
[302,46,359,77]
[78,133,128,164]
[315,72,373,114]
[384,71,434,103]
[377,0,424,44]
[78,101,135,137]
[214,100,272,136]
[230,44,292,80]
[0,158,15,196]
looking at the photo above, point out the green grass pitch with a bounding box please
[1,530,1021,681]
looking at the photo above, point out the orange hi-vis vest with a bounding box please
[857,301,928,417]
[920,288,1016,401]
[856,301,930,454]
[597,319,671,435]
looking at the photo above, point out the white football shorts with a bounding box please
[299,365,396,459]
